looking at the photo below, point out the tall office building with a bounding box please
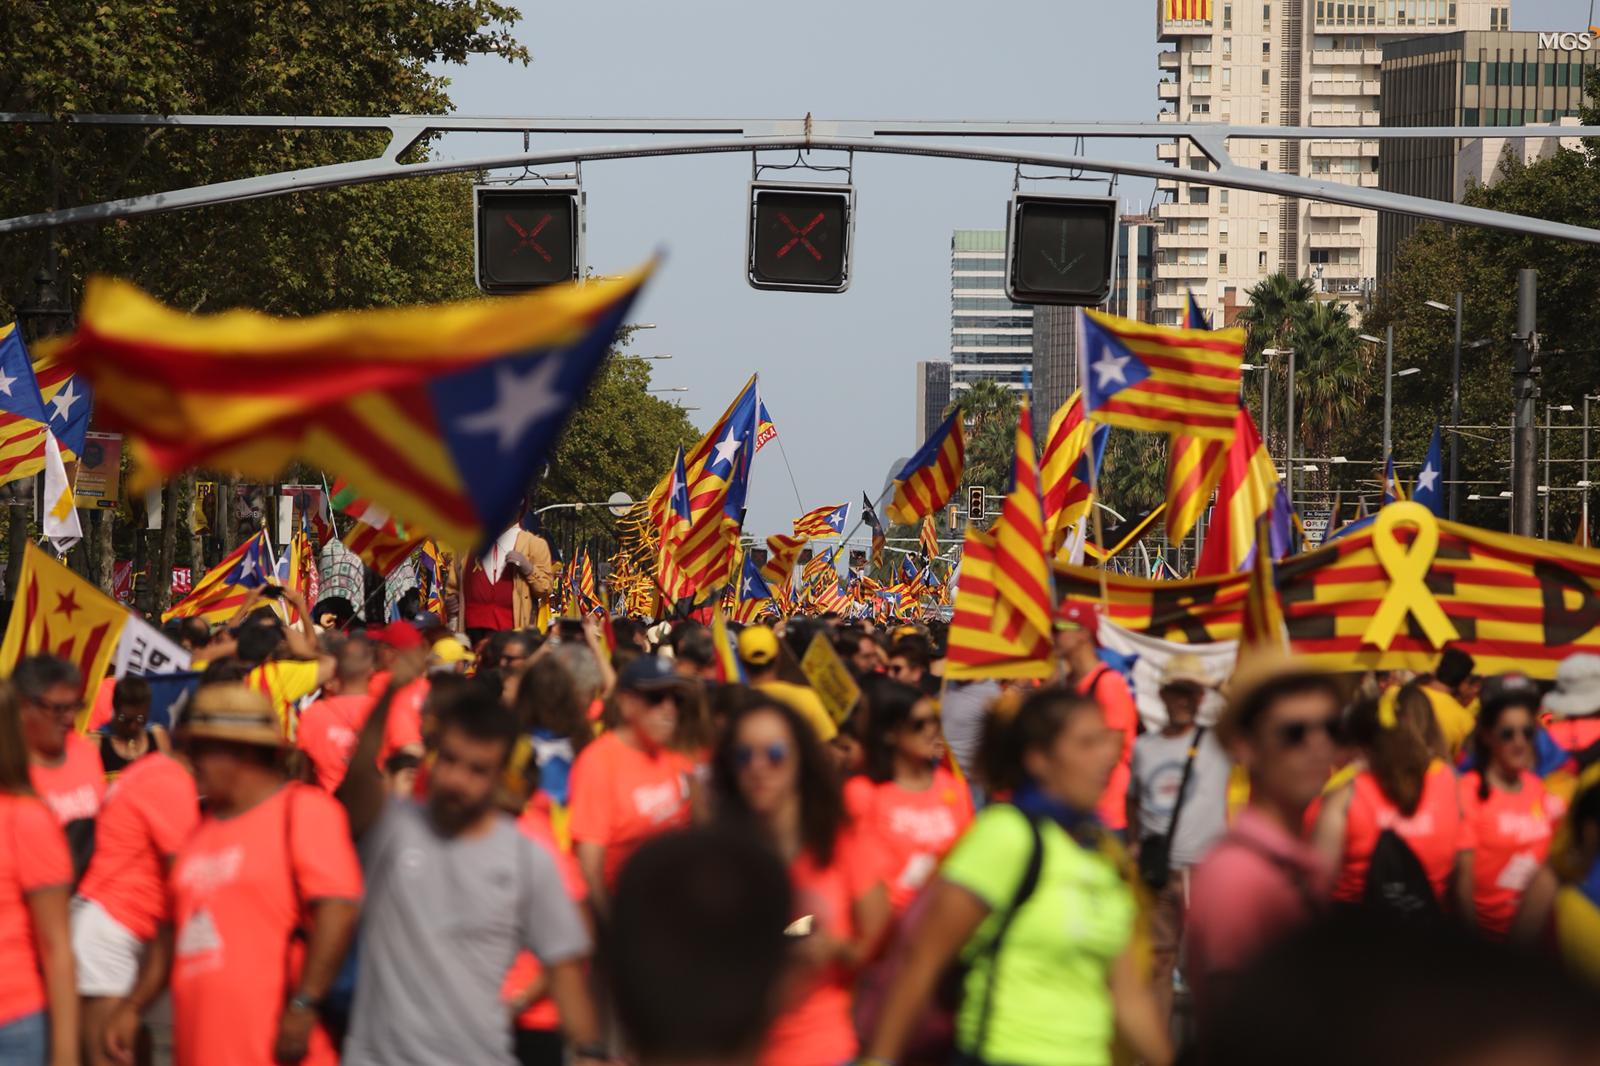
[915,360,951,446]
[950,230,1034,396]
[1153,0,1504,325]
[1378,30,1595,278]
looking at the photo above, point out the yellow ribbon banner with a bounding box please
[1055,504,1600,678]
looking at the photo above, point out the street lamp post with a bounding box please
[1584,394,1600,544]
[1264,348,1296,510]
[1546,403,1575,539]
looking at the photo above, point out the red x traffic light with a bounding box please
[747,183,853,293]
[475,187,583,294]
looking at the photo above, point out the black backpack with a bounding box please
[1362,828,1441,920]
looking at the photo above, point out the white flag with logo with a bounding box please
[41,431,81,554]
[112,613,193,678]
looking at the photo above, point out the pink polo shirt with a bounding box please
[1186,806,1331,1022]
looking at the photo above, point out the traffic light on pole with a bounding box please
[1005,194,1117,306]
[746,182,853,293]
[475,186,583,294]
[968,486,986,523]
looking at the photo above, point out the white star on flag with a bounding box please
[712,428,742,470]
[0,368,16,397]
[1416,462,1439,495]
[457,359,566,453]
[49,380,80,423]
[828,510,845,530]
[1092,353,1132,389]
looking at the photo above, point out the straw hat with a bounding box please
[1159,653,1214,692]
[1215,650,1342,746]
[178,684,286,748]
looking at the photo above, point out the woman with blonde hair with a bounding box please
[0,679,78,1065]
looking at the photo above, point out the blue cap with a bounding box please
[617,655,684,692]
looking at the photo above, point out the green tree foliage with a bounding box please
[949,379,1019,500]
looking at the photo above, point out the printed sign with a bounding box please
[73,432,123,510]
[800,632,861,725]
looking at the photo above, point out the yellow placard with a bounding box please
[800,632,861,725]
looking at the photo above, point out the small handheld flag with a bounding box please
[793,503,850,540]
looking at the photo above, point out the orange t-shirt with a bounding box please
[296,694,376,792]
[1078,666,1136,831]
[762,828,880,1066]
[30,731,106,827]
[78,754,199,942]
[566,731,692,889]
[502,796,589,1031]
[367,673,430,763]
[1459,770,1566,937]
[843,768,974,913]
[86,675,116,733]
[169,784,362,1066]
[1332,763,1464,905]
[0,793,70,1027]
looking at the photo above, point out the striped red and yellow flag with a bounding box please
[164,530,274,624]
[345,522,423,578]
[886,408,966,525]
[1165,434,1228,543]
[1166,0,1211,20]
[1238,514,1288,654]
[793,503,849,540]
[760,534,806,601]
[0,325,49,487]
[990,401,1055,647]
[1080,310,1243,441]
[920,514,941,561]
[945,527,1054,681]
[1040,390,1102,551]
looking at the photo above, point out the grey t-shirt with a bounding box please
[1128,727,1231,869]
[344,799,591,1066]
[941,679,1001,781]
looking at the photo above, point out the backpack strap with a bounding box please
[972,807,1045,1058]
[1224,828,1322,918]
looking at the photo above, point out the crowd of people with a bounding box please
[5,581,1600,1066]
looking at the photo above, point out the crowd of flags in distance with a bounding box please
[0,264,1529,691]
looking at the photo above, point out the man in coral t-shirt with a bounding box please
[298,638,383,792]
[104,686,361,1066]
[18,656,106,880]
[568,656,694,913]
[366,621,432,761]
[1054,604,1137,834]
[74,751,199,1066]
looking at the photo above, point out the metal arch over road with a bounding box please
[4,113,1600,246]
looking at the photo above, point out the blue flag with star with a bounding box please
[1412,427,1444,515]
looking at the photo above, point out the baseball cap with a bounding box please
[737,626,781,666]
[372,619,425,652]
[431,638,473,665]
[1054,601,1100,636]
[618,655,685,693]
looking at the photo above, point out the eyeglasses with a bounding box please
[1273,715,1340,749]
[1496,726,1537,743]
[905,715,942,735]
[114,713,149,726]
[735,743,790,769]
[27,698,80,718]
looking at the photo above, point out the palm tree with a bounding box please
[947,380,1020,500]
[1288,300,1370,489]
[1238,273,1315,458]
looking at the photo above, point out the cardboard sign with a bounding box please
[800,632,860,725]
[73,432,122,510]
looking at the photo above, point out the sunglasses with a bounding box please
[1273,715,1340,749]
[1496,725,1537,743]
[735,743,790,769]
[638,689,678,708]
[904,715,942,735]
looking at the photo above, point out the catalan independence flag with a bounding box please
[760,533,806,602]
[164,530,273,624]
[63,265,652,552]
[0,325,52,487]
[1166,435,1227,544]
[1078,309,1244,441]
[793,503,849,540]
[1195,408,1293,577]
[657,378,759,599]
[886,408,966,525]
[1039,390,1107,552]
[30,338,93,463]
[945,527,1054,681]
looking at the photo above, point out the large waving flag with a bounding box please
[990,402,1055,645]
[1195,408,1292,577]
[886,407,966,525]
[1165,435,1227,544]
[1413,427,1444,516]
[655,446,694,604]
[0,543,129,731]
[945,526,1054,680]
[760,533,806,601]
[31,339,92,463]
[1078,309,1244,440]
[664,379,760,599]
[0,325,52,486]
[163,530,274,623]
[861,493,886,567]
[793,503,849,540]
[63,266,651,552]
[1039,390,1108,552]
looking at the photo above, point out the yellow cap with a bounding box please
[431,638,472,664]
[737,626,780,666]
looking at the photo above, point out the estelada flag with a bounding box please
[164,530,274,624]
[62,265,651,552]
[1079,309,1243,441]
[0,543,129,731]
[886,408,965,525]
[793,503,849,540]
[945,526,1053,681]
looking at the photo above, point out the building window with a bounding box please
[1462,107,1479,125]
[1545,62,1557,87]
[1558,63,1570,87]
[1258,251,1268,270]
[1223,37,1233,56]
[1191,100,1212,113]
[1223,66,1233,85]
[1189,186,1211,204]
[1498,61,1511,85]
[1219,220,1229,236]
[1219,189,1229,210]
[1263,40,1271,57]
[1464,60,1478,85]
[1223,2,1233,27]
[1260,160,1269,170]
[1220,252,1229,271]
[1262,69,1271,84]
[1511,61,1524,87]
[1192,65,1212,82]
[1263,2,1271,25]
[1309,249,1331,264]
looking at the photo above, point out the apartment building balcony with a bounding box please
[1307,230,1365,248]
[1159,50,1180,70]
[1307,200,1367,219]
[1161,260,1212,279]
[1158,14,1214,40]
[1309,79,1380,97]
[1307,139,1379,158]
[1155,201,1215,218]
[1158,231,1211,248]
[1157,141,1180,161]
[1153,290,1192,312]
[1159,80,1181,101]
[1310,48,1384,65]
[1309,111,1379,127]
[1158,109,1180,123]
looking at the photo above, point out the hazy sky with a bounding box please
[435,0,1582,539]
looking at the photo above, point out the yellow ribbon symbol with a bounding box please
[1361,501,1460,651]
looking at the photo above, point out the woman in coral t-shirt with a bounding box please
[1460,687,1566,937]
[712,697,889,1066]
[0,680,77,1066]
[844,680,973,914]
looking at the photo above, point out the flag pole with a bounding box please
[1084,431,1111,608]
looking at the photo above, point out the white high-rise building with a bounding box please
[949,229,1033,396]
[1153,0,1506,325]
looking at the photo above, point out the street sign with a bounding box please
[968,485,986,523]
[1006,193,1118,306]
[747,182,853,293]
[1300,508,1332,542]
[475,186,582,294]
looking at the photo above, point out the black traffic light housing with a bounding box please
[475,186,584,294]
[1005,194,1117,306]
[968,485,986,523]
[746,181,854,293]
